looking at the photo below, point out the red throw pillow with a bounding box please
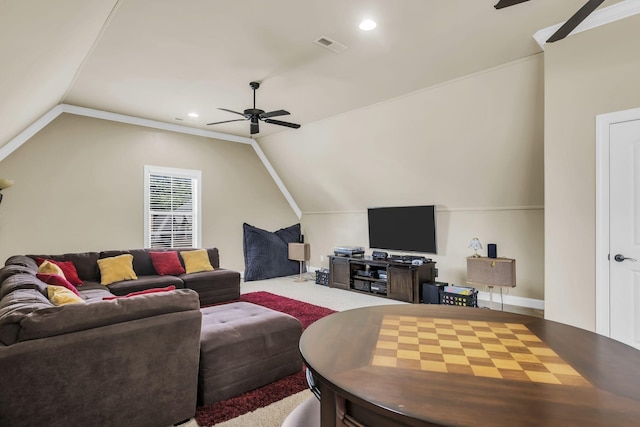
[149,251,185,276]
[35,258,83,286]
[102,285,176,300]
[36,273,81,296]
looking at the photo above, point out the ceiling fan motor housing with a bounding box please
[244,108,264,116]
[207,81,300,134]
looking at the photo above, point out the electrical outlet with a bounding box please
[320,255,325,262]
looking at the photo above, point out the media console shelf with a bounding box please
[329,255,436,303]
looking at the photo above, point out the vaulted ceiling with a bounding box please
[0,0,626,147]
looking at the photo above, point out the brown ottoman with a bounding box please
[198,302,303,405]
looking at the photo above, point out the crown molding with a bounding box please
[0,103,302,219]
[533,0,640,49]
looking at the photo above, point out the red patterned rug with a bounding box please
[194,291,336,426]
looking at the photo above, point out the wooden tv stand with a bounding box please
[328,255,436,303]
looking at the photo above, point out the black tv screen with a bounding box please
[367,205,437,254]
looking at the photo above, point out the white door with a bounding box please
[609,119,640,350]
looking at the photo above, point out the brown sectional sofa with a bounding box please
[27,247,241,305]
[0,255,202,427]
[0,248,243,427]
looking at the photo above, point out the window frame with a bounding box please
[144,165,202,249]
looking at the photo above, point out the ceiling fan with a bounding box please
[494,0,605,43]
[207,81,301,135]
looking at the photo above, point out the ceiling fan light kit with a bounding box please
[207,82,301,135]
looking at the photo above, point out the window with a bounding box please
[144,165,201,249]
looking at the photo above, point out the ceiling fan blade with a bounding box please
[264,119,301,129]
[546,0,604,43]
[218,108,246,117]
[494,0,530,9]
[206,118,246,126]
[260,110,290,119]
[250,119,259,135]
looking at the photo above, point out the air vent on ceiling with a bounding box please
[314,36,348,53]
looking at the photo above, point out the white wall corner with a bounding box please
[0,105,66,162]
[250,141,302,219]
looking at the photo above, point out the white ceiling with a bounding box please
[0,0,626,143]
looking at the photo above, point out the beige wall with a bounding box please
[544,14,640,330]
[0,114,298,272]
[304,208,544,301]
[260,56,545,302]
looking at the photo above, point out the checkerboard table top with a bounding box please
[371,315,591,387]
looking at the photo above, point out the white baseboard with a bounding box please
[476,290,544,311]
[309,265,544,310]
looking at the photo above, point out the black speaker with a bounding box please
[422,281,447,304]
[488,243,497,258]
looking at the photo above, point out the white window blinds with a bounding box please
[144,166,201,249]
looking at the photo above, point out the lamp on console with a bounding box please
[288,242,310,282]
[468,237,482,258]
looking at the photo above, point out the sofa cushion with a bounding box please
[106,275,184,296]
[77,282,115,302]
[103,285,177,300]
[0,288,52,345]
[37,273,80,296]
[38,260,65,277]
[47,285,85,306]
[150,251,185,275]
[180,249,214,274]
[0,271,48,300]
[97,254,138,285]
[169,247,220,269]
[243,223,301,281]
[16,288,200,343]
[5,255,38,270]
[28,252,100,282]
[35,257,83,285]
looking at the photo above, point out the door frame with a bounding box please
[595,106,640,336]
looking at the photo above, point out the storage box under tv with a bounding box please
[315,270,330,286]
[439,286,478,307]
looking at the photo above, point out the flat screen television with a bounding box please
[367,205,437,254]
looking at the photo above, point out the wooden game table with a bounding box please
[299,304,640,427]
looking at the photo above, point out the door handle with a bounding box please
[614,254,637,262]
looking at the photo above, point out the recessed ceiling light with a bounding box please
[188,112,199,118]
[359,19,376,31]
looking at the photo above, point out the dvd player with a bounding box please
[388,255,432,264]
[334,246,365,257]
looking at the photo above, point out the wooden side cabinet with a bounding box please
[330,257,350,290]
[387,266,414,302]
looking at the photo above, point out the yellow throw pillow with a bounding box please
[47,285,85,306]
[38,260,66,278]
[180,249,214,274]
[97,254,138,285]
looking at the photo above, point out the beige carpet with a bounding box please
[215,391,313,427]
[176,391,312,427]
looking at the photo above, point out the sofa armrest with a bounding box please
[17,288,199,343]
